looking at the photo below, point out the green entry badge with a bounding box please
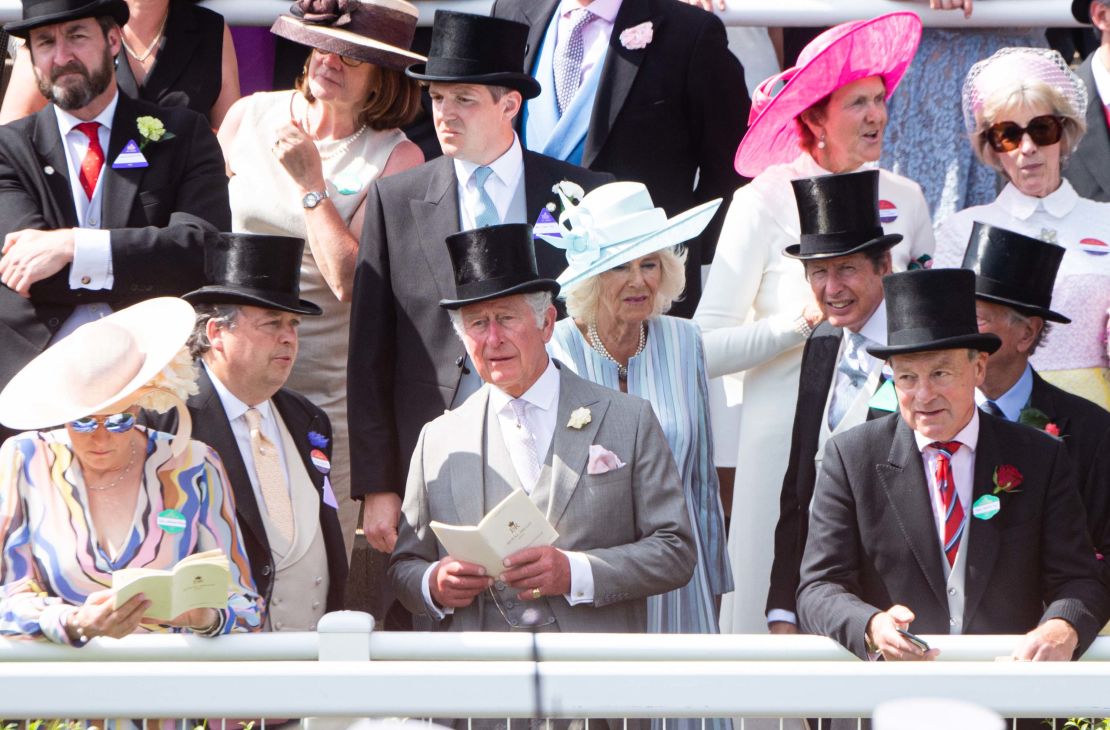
[157,508,187,534]
[867,379,897,412]
[972,494,1001,520]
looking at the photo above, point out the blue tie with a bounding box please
[472,166,499,228]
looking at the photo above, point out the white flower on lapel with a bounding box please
[567,406,592,429]
[619,21,653,50]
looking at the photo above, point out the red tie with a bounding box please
[930,441,964,568]
[75,121,103,200]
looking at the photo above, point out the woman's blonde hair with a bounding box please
[971,79,1086,172]
[565,247,688,323]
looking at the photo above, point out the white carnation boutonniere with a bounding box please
[619,21,653,51]
[136,115,176,150]
[567,406,592,430]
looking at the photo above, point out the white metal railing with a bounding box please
[2,612,1110,718]
[0,0,1088,27]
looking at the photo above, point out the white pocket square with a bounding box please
[587,444,626,475]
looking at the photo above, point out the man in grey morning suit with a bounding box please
[389,223,694,636]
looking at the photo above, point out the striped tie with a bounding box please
[930,441,964,568]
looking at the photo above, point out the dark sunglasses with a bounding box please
[70,412,137,434]
[314,47,364,68]
[982,115,1064,153]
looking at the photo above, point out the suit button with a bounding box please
[312,601,320,609]
[948,588,957,596]
[261,565,272,576]
[314,576,323,585]
[80,275,91,285]
[273,598,281,606]
[494,580,506,591]
[455,355,465,367]
[949,617,958,626]
[275,621,283,630]
[505,600,516,609]
[47,318,60,328]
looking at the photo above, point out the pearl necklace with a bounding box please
[587,321,646,381]
[85,441,138,492]
[315,123,369,161]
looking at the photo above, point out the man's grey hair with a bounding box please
[1005,308,1051,355]
[187,303,242,359]
[447,291,553,339]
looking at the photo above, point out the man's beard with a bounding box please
[36,46,114,111]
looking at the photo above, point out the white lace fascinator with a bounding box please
[961,47,1088,133]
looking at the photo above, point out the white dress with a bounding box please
[695,152,935,634]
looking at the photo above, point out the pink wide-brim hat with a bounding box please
[733,12,923,178]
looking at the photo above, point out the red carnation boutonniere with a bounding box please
[1044,422,1061,438]
[992,464,1023,495]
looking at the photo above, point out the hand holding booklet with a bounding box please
[430,490,559,576]
[112,549,231,621]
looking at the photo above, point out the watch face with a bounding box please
[303,192,321,208]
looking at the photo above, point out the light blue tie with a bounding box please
[472,166,499,228]
[828,331,870,430]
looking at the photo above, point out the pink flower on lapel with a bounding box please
[619,21,653,50]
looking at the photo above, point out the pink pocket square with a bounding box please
[587,444,627,475]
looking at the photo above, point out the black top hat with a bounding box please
[1072,0,1096,24]
[783,169,903,260]
[406,11,541,99]
[867,269,1001,359]
[439,224,560,309]
[183,233,323,316]
[961,222,1071,324]
[5,0,129,38]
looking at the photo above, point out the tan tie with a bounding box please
[244,407,294,542]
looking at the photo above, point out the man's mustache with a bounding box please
[50,62,88,83]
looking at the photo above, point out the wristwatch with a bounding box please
[302,190,329,209]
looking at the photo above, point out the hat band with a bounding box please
[976,276,1052,312]
[423,57,520,78]
[336,3,416,53]
[22,0,103,19]
[797,227,885,254]
[455,273,538,301]
[888,324,982,347]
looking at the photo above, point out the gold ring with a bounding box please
[531,588,542,600]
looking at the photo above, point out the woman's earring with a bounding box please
[817,134,826,150]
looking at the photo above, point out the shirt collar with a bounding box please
[975,363,1034,422]
[202,361,274,424]
[558,0,622,22]
[914,406,980,454]
[453,133,524,191]
[854,298,888,347]
[994,179,1079,221]
[54,90,118,138]
[488,357,560,414]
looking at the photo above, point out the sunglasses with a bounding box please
[69,412,137,434]
[314,47,364,68]
[982,115,1064,153]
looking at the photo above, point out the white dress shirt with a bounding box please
[423,358,595,616]
[914,408,979,549]
[453,134,525,230]
[203,362,294,508]
[50,92,118,342]
[555,0,621,85]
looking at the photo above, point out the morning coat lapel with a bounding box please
[272,391,327,493]
[31,106,78,228]
[520,0,559,76]
[962,414,1003,626]
[1076,59,1110,196]
[448,385,492,526]
[1027,370,1071,436]
[546,365,608,527]
[102,95,145,228]
[191,368,269,550]
[875,419,949,610]
[411,157,463,300]
[582,0,655,167]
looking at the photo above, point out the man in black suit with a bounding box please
[963,222,1110,567]
[798,268,1107,662]
[0,0,230,404]
[181,233,347,631]
[766,170,900,634]
[1065,0,1110,202]
[348,11,611,562]
[491,0,750,317]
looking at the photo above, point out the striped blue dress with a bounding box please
[550,315,733,633]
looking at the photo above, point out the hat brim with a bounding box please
[0,298,195,430]
[554,199,723,293]
[4,0,129,37]
[974,292,1071,324]
[439,279,560,310]
[867,332,1002,360]
[1072,0,1092,23]
[183,286,323,317]
[734,12,922,177]
[783,232,903,260]
[271,15,425,70]
[406,63,542,99]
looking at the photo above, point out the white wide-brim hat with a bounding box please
[0,298,195,433]
[540,181,722,293]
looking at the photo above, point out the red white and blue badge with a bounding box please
[878,200,898,225]
[310,448,331,474]
[1080,238,1109,257]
